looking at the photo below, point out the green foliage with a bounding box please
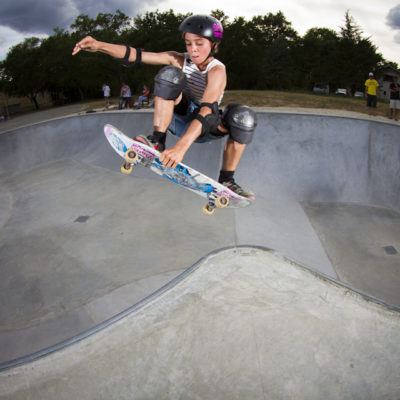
[1,37,45,108]
[0,9,390,106]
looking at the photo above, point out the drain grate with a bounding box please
[74,216,90,223]
[383,246,398,255]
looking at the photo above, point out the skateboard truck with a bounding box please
[203,192,229,216]
[121,149,139,174]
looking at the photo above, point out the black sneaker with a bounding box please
[221,179,255,200]
[134,133,165,152]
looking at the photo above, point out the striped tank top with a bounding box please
[182,53,225,106]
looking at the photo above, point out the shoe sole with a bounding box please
[134,135,152,147]
[134,135,164,152]
[221,183,256,200]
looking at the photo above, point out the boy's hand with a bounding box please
[72,36,99,55]
[159,145,186,169]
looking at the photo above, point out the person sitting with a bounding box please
[136,85,151,109]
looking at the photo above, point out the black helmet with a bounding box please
[179,15,223,43]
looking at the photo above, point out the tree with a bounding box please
[210,9,229,27]
[70,10,131,36]
[340,10,362,43]
[0,9,391,104]
[120,10,189,92]
[69,11,134,100]
[294,28,340,89]
[263,37,294,90]
[217,17,253,88]
[2,37,45,109]
[249,12,298,89]
[336,11,383,94]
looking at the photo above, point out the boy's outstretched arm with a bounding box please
[72,36,182,67]
[72,36,135,60]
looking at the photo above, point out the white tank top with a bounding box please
[182,53,225,105]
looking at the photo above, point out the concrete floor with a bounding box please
[304,203,400,306]
[1,248,399,400]
[0,108,399,398]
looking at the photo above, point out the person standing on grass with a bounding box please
[118,82,132,109]
[389,75,400,121]
[365,72,379,116]
[102,83,110,108]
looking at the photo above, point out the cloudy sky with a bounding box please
[1,0,399,66]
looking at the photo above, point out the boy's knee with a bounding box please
[222,103,257,144]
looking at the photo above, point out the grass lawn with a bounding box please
[221,90,390,118]
[82,90,391,119]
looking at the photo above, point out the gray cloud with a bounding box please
[0,0,160,34]
[386,5,400,30]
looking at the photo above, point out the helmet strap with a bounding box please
[201,42,217,66]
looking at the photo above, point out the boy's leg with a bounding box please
[135,66,186,151]
[217,104,257,198]
[221,138,246,171]
[153,95,180,133]
[152,66,185,132]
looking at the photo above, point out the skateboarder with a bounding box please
[72,15,257,198]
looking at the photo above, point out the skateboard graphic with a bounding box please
[104,124,252,215]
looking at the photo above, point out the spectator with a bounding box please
[364,72,379,116]
[118,82,131,109]
[102,83,110,108]
[389,76,400,121]
[136,85,150,109]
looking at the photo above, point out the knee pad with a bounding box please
[222,103,257,144]
[195,102,221,136]
[154,66,186,100]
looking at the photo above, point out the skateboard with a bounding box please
[104,124,253,215]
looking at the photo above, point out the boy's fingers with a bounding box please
[72,46,81,55]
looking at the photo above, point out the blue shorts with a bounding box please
[167,101,226,143]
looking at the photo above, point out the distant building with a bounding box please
[377,65,400,100]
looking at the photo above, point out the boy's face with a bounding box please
[184,33,213,65]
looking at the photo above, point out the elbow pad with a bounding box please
[115,46,143,67]
[194,102,221,136]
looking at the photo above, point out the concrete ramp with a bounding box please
[0,247,399,400]
[0,110,399,397]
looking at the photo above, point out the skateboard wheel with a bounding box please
[215,195,229,208]
[125,149,138,164]
[202,203,215,216]
[121,161,133,174]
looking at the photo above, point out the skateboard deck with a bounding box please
[104,124,252,214]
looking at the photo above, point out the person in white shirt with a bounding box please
[102,83,110,108]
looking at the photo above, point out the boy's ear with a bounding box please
[212,42,219,54]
